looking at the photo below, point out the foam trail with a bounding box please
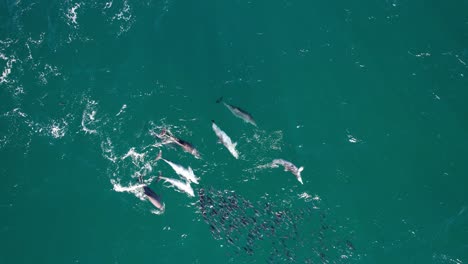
[81,100,98,134]
[112,182,146,193]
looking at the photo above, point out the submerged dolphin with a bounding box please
[271,159,304,184]
[138,175,165,210]
[158,174,195,197]
[155,150,199,184]
[211,120,239,159]
[216,97,257,127]
[155,129,201,159]
[142,186,165,210]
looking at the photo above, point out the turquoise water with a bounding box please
[1,0,468,263]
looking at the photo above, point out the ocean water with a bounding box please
[1,0,468,263]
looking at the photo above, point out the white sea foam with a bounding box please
[38,64,62,85]
[5,108,28,118]
[111,179,146,200]
[122,147,146,166]
[113,0,132,21]
[112,181,146,193]
[101,137,117,163]
[298,192,312,202]
[110,0,134,36]
[66,3,81,27]
[81,100,98,134]
[104,1,113,9]
[116,104,127,116]
[49,119,68,139]
[346,129,362,143]
[0,54,16,84]
[151,208,165,215]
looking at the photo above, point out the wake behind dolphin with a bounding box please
[211,120,239,159]
[216,97,257,127]
[155,150,199,184]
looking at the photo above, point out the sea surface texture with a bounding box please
[1,0,468,263]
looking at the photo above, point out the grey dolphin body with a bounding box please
[143,186,165,210]
[138,175,165,210]
[271,159,304,184]
[211,120,239,159]
[155,129,201,159]
[217,97,257,127]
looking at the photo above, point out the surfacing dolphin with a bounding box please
[154,129,201,159]
[271,159,304,184]
[158,172,195,197]
[138,175,165,210]
[216,97,257,127]
[155,150,199,184]
[211,120,239,159]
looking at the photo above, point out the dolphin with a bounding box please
[138,175,165,210]
[271,159,304,184]
[216,97,257,127]
[154,129,201,159]
[158,174,195,197]
[142,186,165,210]
[211,120,239,159]
[155,150,199,184]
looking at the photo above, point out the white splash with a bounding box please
[347,135,358,143]
[112,182,146,193]
[151,209,165,215]
[14,86,24,96]
[38,64,62,85]
[346,130,362,143]
[113,0,132,21]
[81,100,98,134]
[455,54,467,66]
[111,179,146,200]
[298,192,313,202]
[0,54,16,84]
[408,51,431,58]
[116,104,127,116]
[110,0,134,36]
[101,137,117,163]
[50,119,68,139]
[66,3,81,26]
[122,147,146,166]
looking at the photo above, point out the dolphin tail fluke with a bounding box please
[298,166,304,175]
[216,97,223,103]
[298,177,303,185]
[155,150,162,161]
